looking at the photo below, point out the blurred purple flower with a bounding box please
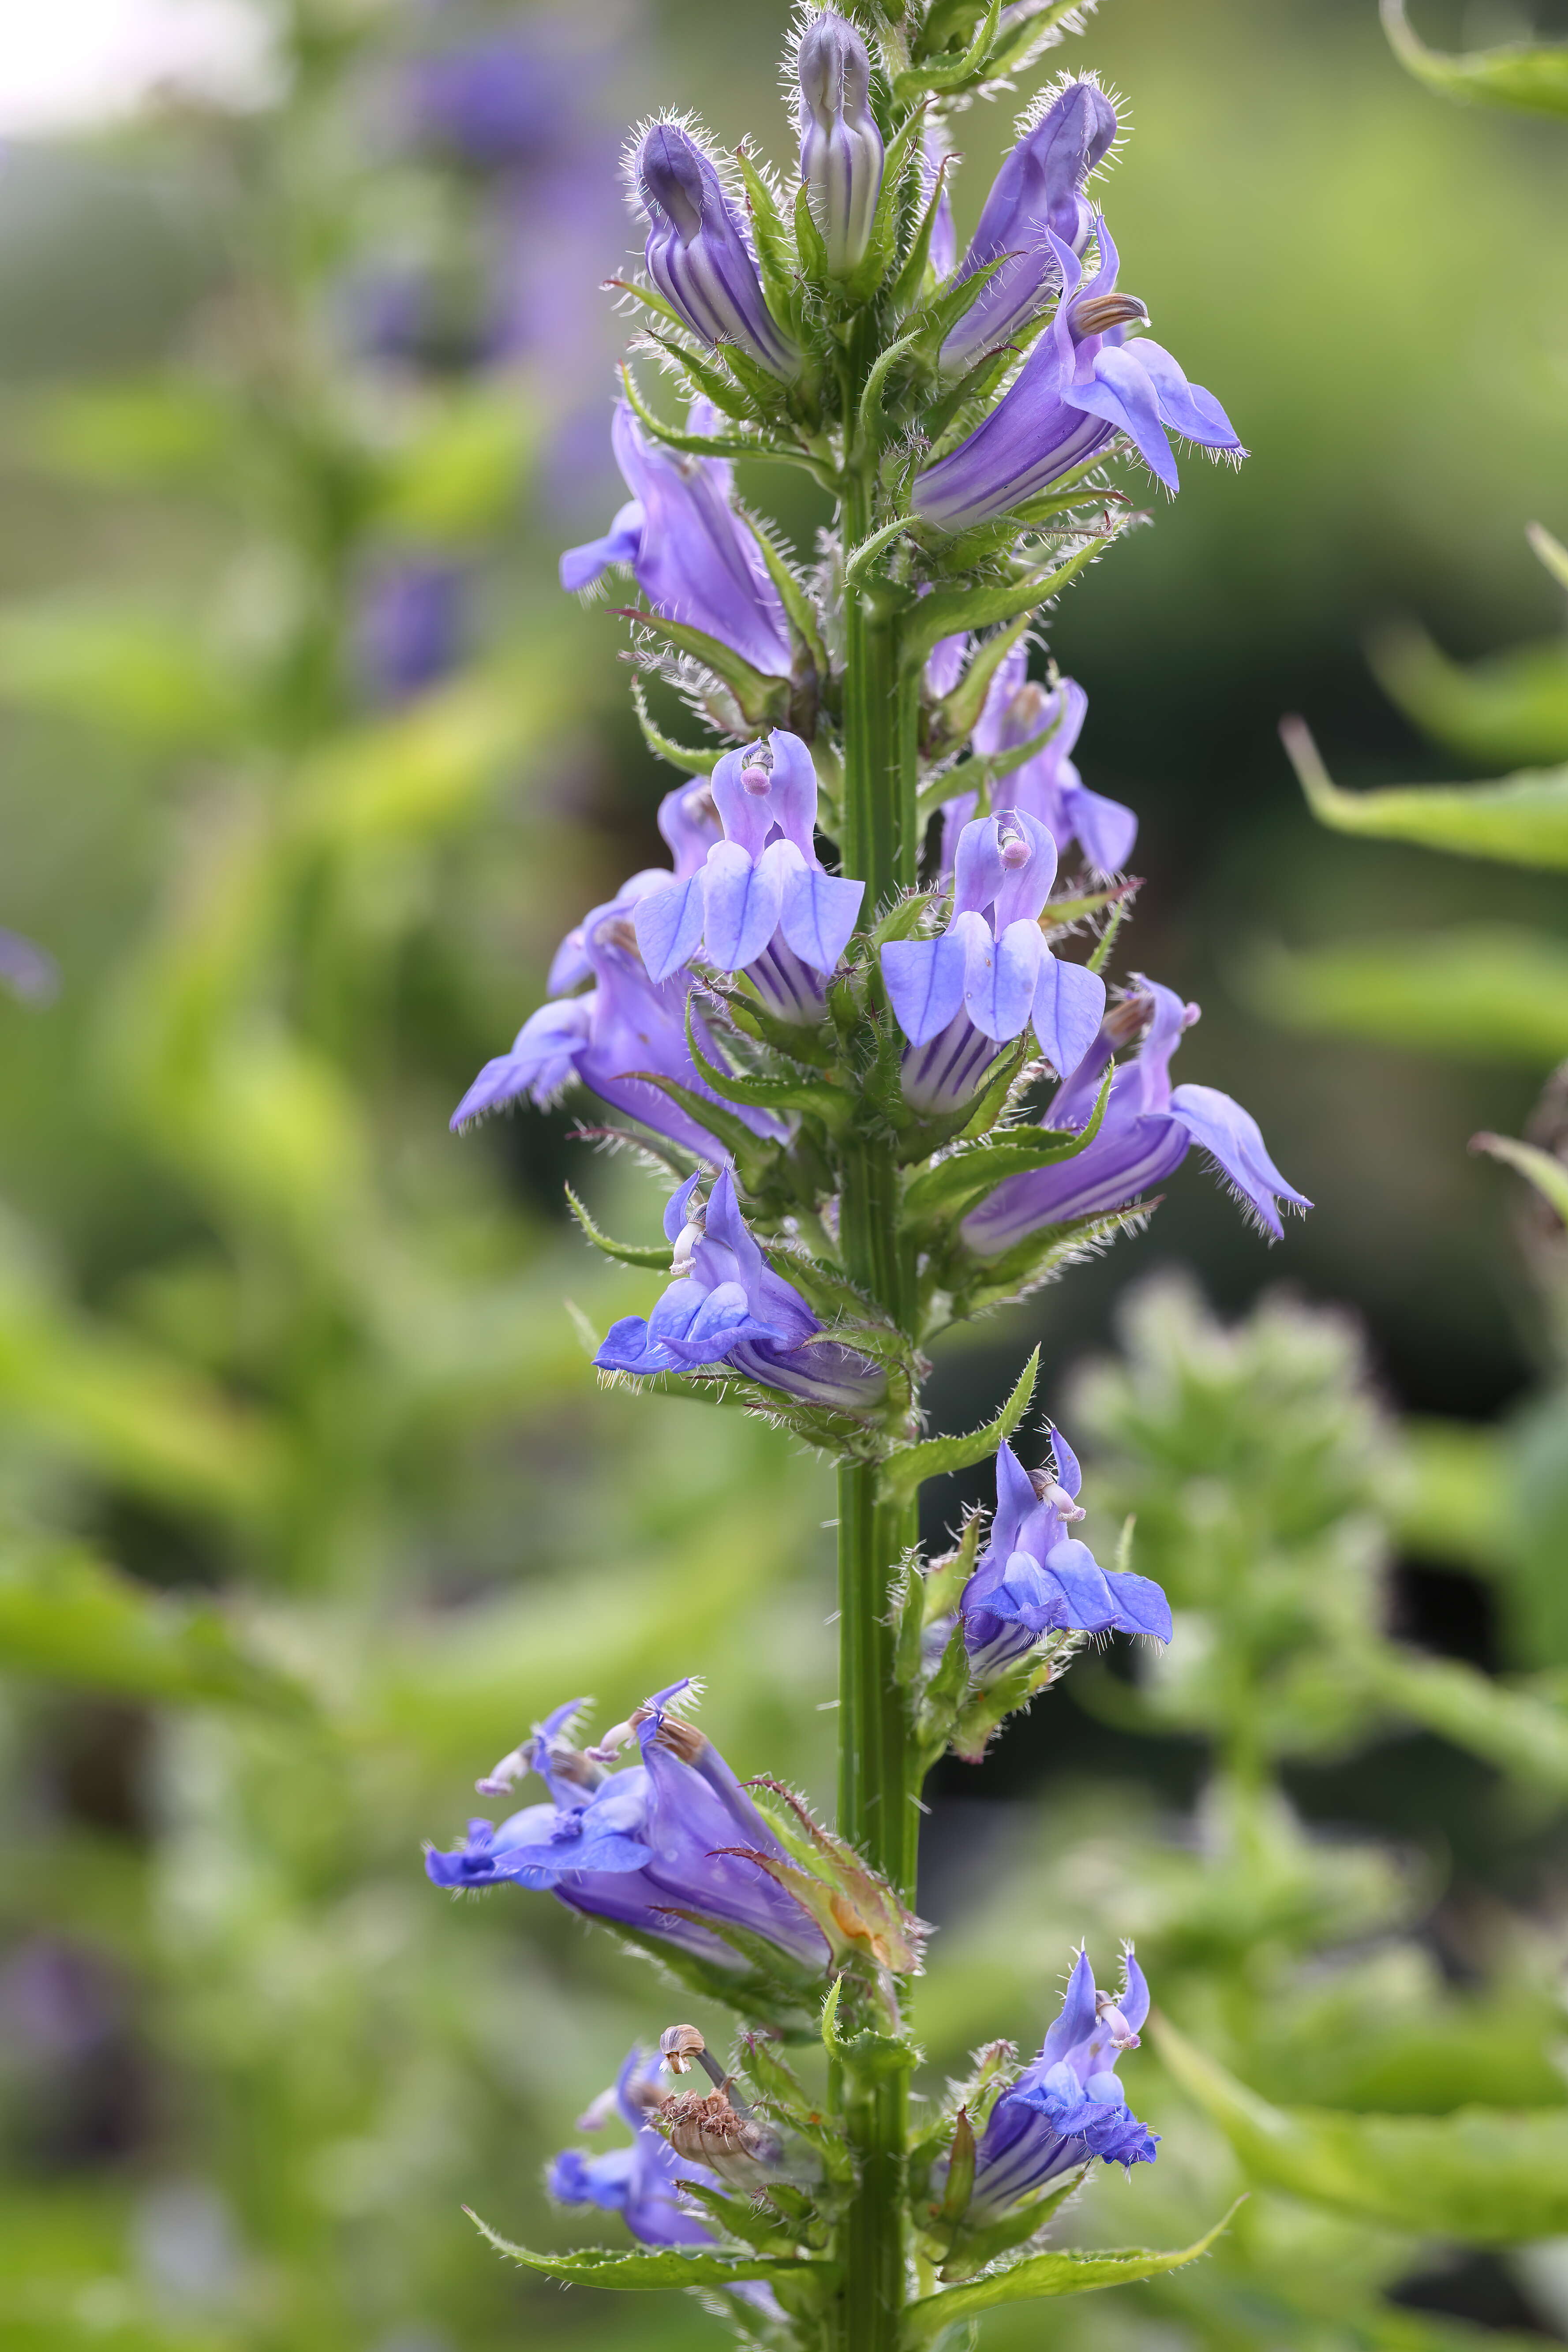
[634,121,798,377]
[915,222,1243,532]
[958,1949,1157,2218]
[0,927,57,1006]
[561,401,793,678]
[940,647,1136,879]
[634,730,862,1023]
[389,36,575,171]
[958,1433,1170,1676]
[940,79,1118,376]
[960,979,1310,1256]
[426,1683,833,1976]
[595,1170,886,1414]
[449,876,786,1160]
[355,556,467,703]
[797,10,883,276]
[882,808,1105,1111]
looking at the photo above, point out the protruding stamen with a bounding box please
[1028,1467,1086,1520]
[1070,292,1151,337]
[474,1744,529,1799]
[1096,1989,1140,2049]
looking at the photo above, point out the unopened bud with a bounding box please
[798,11,884,277]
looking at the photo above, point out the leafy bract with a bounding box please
[1383,0,1568,116]
[883,1346,1038,1501]
[1284,717,1568,869]
[469,2209,836,2290]
[1155,2018,1568,2241]
[902,2201,1243,2338]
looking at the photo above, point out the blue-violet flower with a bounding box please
[959,1432,1171,1675]
[595,1170,886,1413]
[635,729,864,1023]
[427,1683,832,1974]
[940,648,1136,880]
[881,808,1106,1111]
[940,78,1118,377]
[960,979,1311,1257]
[915,221,1243,532]
[560,399,793,678]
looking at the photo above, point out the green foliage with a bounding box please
[1283,717,1568,868]
[902,2202,1244,2337]
[1254,926,1568,1063]
[1382,0,1568,118]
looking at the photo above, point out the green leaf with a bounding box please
[1382,0,1568,116]
[926,614,1034,747]
[1361,1640,1568,1792]
[0,1541,312,1715]
[902,1073,1112,1225]
[563,1185,674,1270]
[734,147,803,334]
[884,1346,1038,1502]
[617,1069,767,1170]
[1370,621,1568,769]
[1252,928,1568,1065]
[1471,1130,1568,1223]
[749,521,830,677]
[937,2177,1085,2281]
[904,533,1111,667]
[683,1004,849,1125]
[1154,2018,1568,2242]
[894,0,1000,99]
[613,607,788,729]
[0,600,242,749]
[373,389,539,542]
[630,679,726,774]
[845,103,929,299]
[1283,716,1568,869]
[469,2211,835,2291]
[902,2201,1243,2339]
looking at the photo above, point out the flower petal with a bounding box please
[700,839,784,972]
[882,934,966,1047]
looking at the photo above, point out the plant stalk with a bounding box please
[832,460,921,2351]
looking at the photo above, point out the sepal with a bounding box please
[631,679,726,770]
[614,606,790,729]
[905,534,1113,667]
[902,1070,1113,1228]
[894,0,1001,101]
[564,1183,677,1269]
[883,1345,1039,1503]
[739,1778,928,1978]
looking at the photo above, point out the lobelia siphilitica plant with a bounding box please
[424,6,1306,2343]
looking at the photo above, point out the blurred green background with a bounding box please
[1,1,1567,2348]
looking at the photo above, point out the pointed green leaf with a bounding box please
[613,607,788,728]
[0,1541,313,1715]
[903,2201,1243,2338]
[885,1346,1038,1502]
[903,1073,1112,1225]
[1154,2018,1568,2241]
[683,1003,849,1125]
[734,146,804,330]
[564,1185,674,1270]
[748,520,830,678]
[845,103,929,298]
[1383,0,1568,115]
[1370,621,1568,769]
[937,2177,1085,2281]
[1252,928,1568,1065]
[1471,1130,1568,1225]
[894,0,1000,98]
[644,331,756,424]
[943,1202,1154,1328]
[630,679,727,774]
[469,2211,836,2290]
[905,535,1111,667]
[1283,717,1568,870]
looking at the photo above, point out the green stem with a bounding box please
[831,445,921,2350]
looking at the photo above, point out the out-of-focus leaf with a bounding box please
[1362,1642,1568,1792]
[1383,1417,1505,1575]
[0,1541,312,1714]
[1252,928,1568,1064]
[1383,0,1568,116]
[1283,718,1568,868]
[470,2210,834,2290]
[1371,623,1568,769]
[1155,2017,1568,2241]
[1471,1130,1568,1223]
[26,378,243,488]
[902,2202,1242,2338]
[373,389,540,542]
[288,662,569,845]
[1529,522,1568,593]
[0,601,242,748]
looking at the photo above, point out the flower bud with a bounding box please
[635,122,798,377]
[797,12,885,277]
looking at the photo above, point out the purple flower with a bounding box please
[962,1949,1157,2218]
[940,648,1136,879]
[634,730,863,1022]
[915,221,1243,533]
[426,1684,832,1976]
[390,37,574,171]
[354,556,467,703]
[449,878,785,1161]
[634,122,798,378]
[958,1432,1171,1676]
[940,79,1118,377]
[960,980,1311,1257]
[0,927,56,1006]
[797,11,884,277]
[595,1170,886,1415]
[881,808,1106,1112]
[561,401,793,678]
[550,2045,714,2250]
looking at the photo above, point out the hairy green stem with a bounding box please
[832,456,921,2350]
